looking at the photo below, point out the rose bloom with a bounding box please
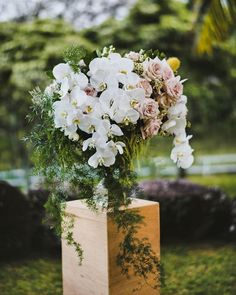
[161,60,175,81]
[136,98,159,119]
[136,79,153,97]
[156,93,177,108]
[141,118,162,139]
[143,58,163,81]
[84,85,97,97]
[125,51,140,62]
[164,76,183,98]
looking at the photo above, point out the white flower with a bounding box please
[53,63,71,81]
[162,117,187,136]
[89,57,118,91]
[78,115,101,134]
[88,146,116,168]
[108,140,126,155]
[113,107,140,125]
[70,72,88,90]
[52,63,88,98]
[109,53,140,87]
[125,88,146,107]
[44,81,59,96]
[98,119,123,138]
[99,88,124,117]
[168,101,187,118]
[171,142,194,169]
[53,99,74,128]
[82,132,107,151]
[64,125,79,141]
[170,133,194,169]
[70,86,88,108]
[161,95,188,136]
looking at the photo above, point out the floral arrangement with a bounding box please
[28,45,193,290]
[45,47,193,169]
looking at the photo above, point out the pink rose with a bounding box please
[136,98,159,119]
[136,79,153,97]
[143,58,162,81]
[164,76,183,98]
[141,118,162,139]
[125,51,140,62]
[156,93,177,108]
[161,60,175,80]
[84,85,97,97]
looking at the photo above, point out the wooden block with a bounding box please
[62,198,160,295]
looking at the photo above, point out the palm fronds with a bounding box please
[193,0,236,54]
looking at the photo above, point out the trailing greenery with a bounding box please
[27,46,163,290]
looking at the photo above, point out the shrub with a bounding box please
[140,179,233,242]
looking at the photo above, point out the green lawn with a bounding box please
[0,244,235,295]
[187,174,236,198]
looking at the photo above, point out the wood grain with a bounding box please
[62,198,160,295]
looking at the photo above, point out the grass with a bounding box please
[0,257,62,295]
[161,243,236,295]
[148,136,236,157]
[187,174,236,198]
[0,244,235,295]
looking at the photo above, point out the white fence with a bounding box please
[137,153,236,177]
[1,154,236,190]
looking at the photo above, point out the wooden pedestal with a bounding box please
[62,198,160,295]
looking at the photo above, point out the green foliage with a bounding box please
[63,45,87,72]
[115,210,163,291]
[27,46,163,290]
[0,244,235,295]
[0,19,94,170]
[162,244,236,295]
[81,0,236,149]
[187,174,236,198]
[0,258,62,295]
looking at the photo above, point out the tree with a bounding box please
[0,0,135,29]
[192,0,236,54]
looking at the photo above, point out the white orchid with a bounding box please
[108,140,126,155]
[82,132,107,151]
[88,146,116,168]
[171,141,194,169]
[113,107,140,125]
[162,117,187,136]
[109,53,140,87]
[52,63,88,98]
[88,57,118,91]
[53,99,74,128]
[48,49,193,169]
[98,119,123,138]
[125,87,146,107]
[53,63,72,81]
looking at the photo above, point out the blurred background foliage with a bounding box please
[1,1,236,294]
[0,0,236,170]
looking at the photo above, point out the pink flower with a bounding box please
[164,76,183,98]
[136,98,159,119]
[136,79,153,97]
[84,85,97,97]
[156,93,177,108]
[143,58,162,81]
[141,118,162,139]
[125,51,140,62]
[161,60,175,80]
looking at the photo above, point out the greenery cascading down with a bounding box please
[28,46,163,290]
